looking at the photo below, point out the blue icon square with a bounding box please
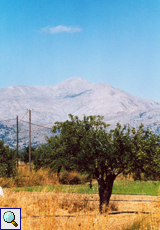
[0,208,21,230]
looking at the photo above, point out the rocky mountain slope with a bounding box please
[1,77,160,148]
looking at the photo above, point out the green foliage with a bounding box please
[32,144,51,171]
[20,146,36,164]
[0,140,17,177]
[130,124,160,180]
[33,114,160,182]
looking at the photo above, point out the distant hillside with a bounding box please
[1,77,160,148]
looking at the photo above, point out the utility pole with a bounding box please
[29,109,31,172]
[17,115,18,168]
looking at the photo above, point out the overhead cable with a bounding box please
[20,120,53,130]
[0,118,16,123]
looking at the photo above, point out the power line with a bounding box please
[0,118,16,123]
[0,117,53,130]
[20,120,53,130]
[20,110,29,121]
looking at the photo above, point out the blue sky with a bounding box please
[1,0,160,101]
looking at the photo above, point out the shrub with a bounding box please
[59,171,89,185]
[0,164,58,188]
[0,140,17,178]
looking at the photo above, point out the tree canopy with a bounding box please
[33,114,160,212]
[19,145,36,164]
[0,140,17,177]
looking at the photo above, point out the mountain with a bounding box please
[1,77,160,148]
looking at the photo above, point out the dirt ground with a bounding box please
[1,190,160,230]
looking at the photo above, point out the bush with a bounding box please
[0,164,58,188]
[19,146,36,164]
[0,140,17,177]
[59,171,89,185]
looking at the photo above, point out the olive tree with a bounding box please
[33,115,160,213]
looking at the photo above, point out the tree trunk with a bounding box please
[89,178,92,189]
[57,166,62,182]
[97,174,116,213]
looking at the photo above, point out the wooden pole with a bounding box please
[17,115,18,168]
[29,109,31,172]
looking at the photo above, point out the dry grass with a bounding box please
[1,190,160,230]
[0,164,58,188]
[116,173,134,181]
[59,171,89,185]
[1,165,160,229]
[0,164,91,188]
[0,163,135,189]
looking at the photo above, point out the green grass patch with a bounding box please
[112,180,160,195]
[13,184,98,193]
[12,180,160,195]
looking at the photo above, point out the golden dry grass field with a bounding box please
[1,190,160,230]
[1,164,160,229]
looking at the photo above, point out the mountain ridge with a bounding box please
[1,77,160,148]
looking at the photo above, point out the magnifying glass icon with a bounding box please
[3,211,18,227]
